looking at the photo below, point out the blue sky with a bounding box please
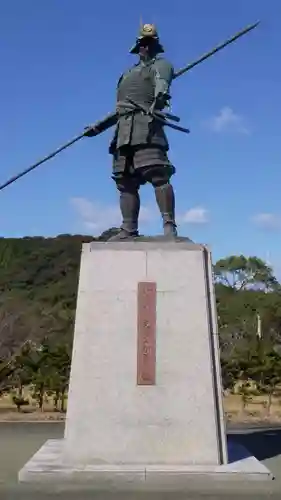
[0,0,280,268]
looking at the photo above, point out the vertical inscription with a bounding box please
[137,281,157,385]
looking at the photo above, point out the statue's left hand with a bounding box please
[149,94,169,115]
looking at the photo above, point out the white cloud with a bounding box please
[206,106,250,135]
[71,197,210,233]
[252,213,281,230]
[70,197,120,231]
[70,197,156,232]
[178,207,209,224]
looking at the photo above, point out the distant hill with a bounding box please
[0,229,123,358]
[0,234,95,358]
[1,233,281,366]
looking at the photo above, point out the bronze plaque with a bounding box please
[137,281,157,385]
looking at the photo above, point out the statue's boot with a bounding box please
[154,183,178,238]
[108,190,140,241]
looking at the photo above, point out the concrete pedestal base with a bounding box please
[63,240,228,466]
[18,438,273,489]
[18,240,274,488]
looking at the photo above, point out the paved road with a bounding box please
[0,422,281,499]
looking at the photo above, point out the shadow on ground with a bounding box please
[230,428,281,462]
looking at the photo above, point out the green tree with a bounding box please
[11,394,29,412]
[220,357,240,393]
[0,341,33,395]
[215,255,281,357]
[25,339,72,412]
[244,341,281,415]
[214,255,278,291]
[11,343,34,398]
[44,342,71,412]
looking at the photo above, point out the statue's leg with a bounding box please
[154,181,177,238]
[118,177,140,236]
[110,148,140,240]
[134,147,178,238]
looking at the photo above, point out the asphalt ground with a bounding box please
[0,422,281,499]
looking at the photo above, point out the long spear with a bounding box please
[0,21,259,192]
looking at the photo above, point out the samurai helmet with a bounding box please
[129,23,164,54]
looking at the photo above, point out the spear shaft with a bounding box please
[0,112,118,192]
[0,133,85,192]
[174,21,260,79]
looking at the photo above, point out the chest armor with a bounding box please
[117,63,155,108]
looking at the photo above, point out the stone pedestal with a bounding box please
[18,240,273,488]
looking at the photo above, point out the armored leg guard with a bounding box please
[120,190,140,234]
[154,183,178,238]
[109,190,140,241]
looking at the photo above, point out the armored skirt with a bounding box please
[112,144,175,185]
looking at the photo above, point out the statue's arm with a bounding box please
[117,74,124,87]
[153,58,174,108]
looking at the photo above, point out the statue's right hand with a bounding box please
[84,125,97,137]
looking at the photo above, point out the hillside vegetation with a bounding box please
[0,234,93,358]
[1,235,281,419]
